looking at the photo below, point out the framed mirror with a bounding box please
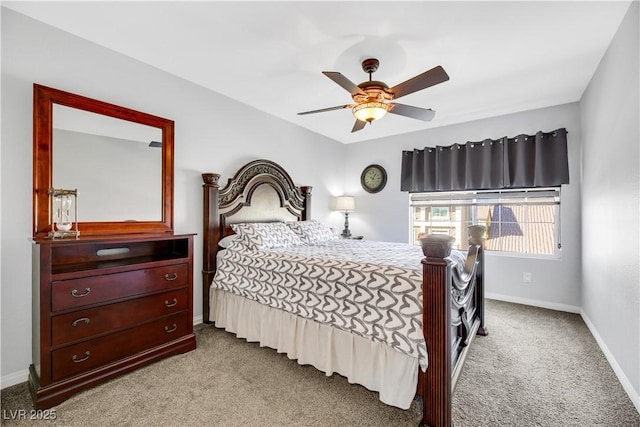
[33,84,174,238]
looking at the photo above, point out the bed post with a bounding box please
[469,225,488,336]
[420,235,455,427]
[202,173,220,325]
[300,186,312,220]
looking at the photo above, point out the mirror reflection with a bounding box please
[53,105,163,222]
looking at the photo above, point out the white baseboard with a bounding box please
[1,368,28,390]
[2,316,205,390]
[580,310,640,414]
[486,292,581,314]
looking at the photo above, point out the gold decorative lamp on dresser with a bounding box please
[30,84,197,409]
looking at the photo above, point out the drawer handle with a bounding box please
[164,323,177,333]
[164,298,178,308]
[72,351,91,363]
[72,317,90,327]
[71,287,91,298]
[164,273,178,281]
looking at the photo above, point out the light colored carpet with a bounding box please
[2,300,639,426]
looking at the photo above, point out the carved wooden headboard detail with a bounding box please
[201,159,312,322]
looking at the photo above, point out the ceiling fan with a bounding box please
[298,58,449,133]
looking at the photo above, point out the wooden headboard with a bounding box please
[201,159,312,323]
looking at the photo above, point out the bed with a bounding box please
[201,159,487,427]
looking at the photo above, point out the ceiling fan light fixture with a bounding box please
[352,102,388,123]
[299,59,448,132]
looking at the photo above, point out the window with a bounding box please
[410,188,561,256]
[431,207,450,219]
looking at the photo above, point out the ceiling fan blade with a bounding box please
[322,72,367,97]
[388,65,449,100]
[298,105,351,115]
[351,119,367,133]
[387,103,436,121]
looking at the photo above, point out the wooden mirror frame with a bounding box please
[33,84,174,239]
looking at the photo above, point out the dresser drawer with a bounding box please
[51,311,189,382]
[52,264,188,312]
[51,289,189,346]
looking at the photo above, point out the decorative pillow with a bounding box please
[287,220,337,244]
[218,234,239,249]
[230,222,302,250]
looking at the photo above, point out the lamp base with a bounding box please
[341,212,352,238]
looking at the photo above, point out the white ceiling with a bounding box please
[3,1,631,144]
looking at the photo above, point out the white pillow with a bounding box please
[230,222,303,250]
[287,220,337,244]
[218,234,238,249]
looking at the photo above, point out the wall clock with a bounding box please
[360,164,387,193]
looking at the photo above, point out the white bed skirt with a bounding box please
[209,288,419,409]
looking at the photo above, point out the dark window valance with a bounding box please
[401,128,569,192]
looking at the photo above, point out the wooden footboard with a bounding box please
[418,227,486,427]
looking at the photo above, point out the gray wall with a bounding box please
[1,8,346,386]
[580,2,639,408]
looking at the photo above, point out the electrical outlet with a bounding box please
[523,272,532,283]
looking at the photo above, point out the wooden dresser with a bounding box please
[30,233,197,409]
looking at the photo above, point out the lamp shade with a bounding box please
[335,196,355,212]
[352,102,388,122]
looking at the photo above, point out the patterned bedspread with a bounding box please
[212,239,459,370]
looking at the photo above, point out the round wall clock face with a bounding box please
[360,164,387,193]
